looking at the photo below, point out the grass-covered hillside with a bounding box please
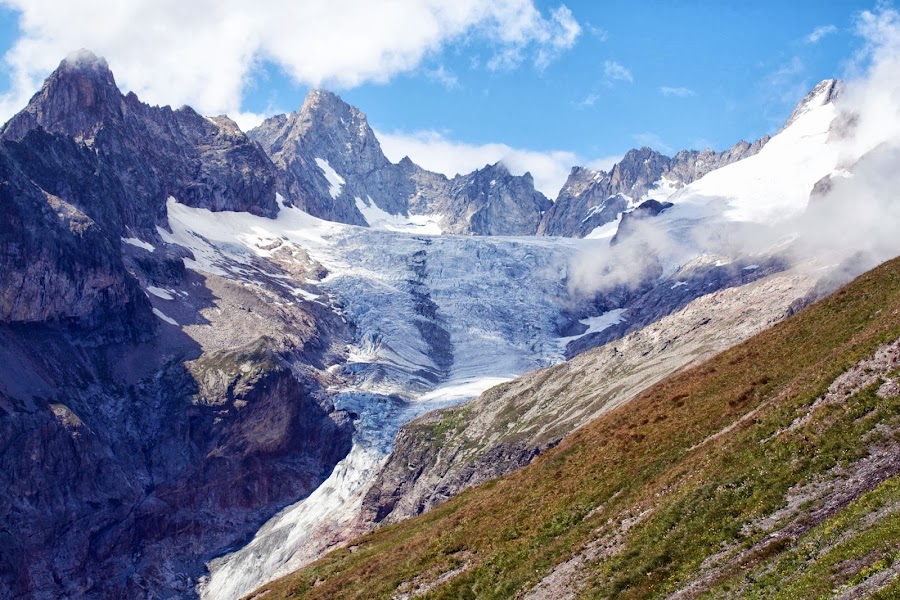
[249,257,900,599]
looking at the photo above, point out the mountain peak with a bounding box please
[60,48,110,73]
[1,48,123,142]
[298,88,365,123]
[780,79,842,133]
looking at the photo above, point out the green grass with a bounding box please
[248,258,900,600]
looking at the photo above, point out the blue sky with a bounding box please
[0,0,879,195]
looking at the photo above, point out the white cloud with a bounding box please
[805,24,838,44]
[376,128,592,198]
[0,0,580,123]
[660,86,696,98]
[603,59,633,84]
[535,6,582,70]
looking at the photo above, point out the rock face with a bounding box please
[0,52,355,599]
[249,89,551,235]
[538,139,769,238]
[0,129,151,337]
[1,50,280,233]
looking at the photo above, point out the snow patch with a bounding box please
[584,214,623,240]
[641,175,681,203]
[147,286,174,300]
[122,237,154,252]
[354,196,443,235]
[152,308,178,325]
[315,157,345,199]
[557,308,627,350]
[417,377,513,403]
[667,102,839,224]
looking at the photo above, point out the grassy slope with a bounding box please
[250,258,900,600]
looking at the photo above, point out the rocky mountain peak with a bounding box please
[1,49,124,142]
[296,89,381,153]
[780,78,842,133]
[60,48,111,74]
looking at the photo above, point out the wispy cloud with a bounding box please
[805,24,838,44]
[579,92,600,108]
[426,65,459,90]
[760,56,810,126]
[633,132,672,153]
[585,23,609,41]
[489,4,582,72]
[603,59,633,84]
[660,85,696,98]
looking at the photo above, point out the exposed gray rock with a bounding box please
[0,329,353,600]
[250,89,550,235]
[1,50,280,234]
[609,198,673,245]
[432,162,551,235]
[779,79,842,133]
[0,129,151,339]
[538,139,769,238]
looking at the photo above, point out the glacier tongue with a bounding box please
[163,200,587,599]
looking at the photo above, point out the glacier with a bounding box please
[160,199,593,599]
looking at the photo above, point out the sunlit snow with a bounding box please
[315,157,345,199]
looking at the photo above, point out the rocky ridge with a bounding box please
[249,89,551,235]
[1,50,281,234]
[538,138,770,238]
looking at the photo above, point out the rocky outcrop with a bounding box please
[779,79,841,133]
[250,89,550,235]
[0,129,151,339]
[0,331,353,600]
[609,198,673,245]
[538,139,769,238]
[1,50,280,233]
[432,162,551,235]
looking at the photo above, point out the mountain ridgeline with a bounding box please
[247,89,769,237]
[3,50,775,239]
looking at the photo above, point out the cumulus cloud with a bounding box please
[660,86,696,98]
[377,128,599,198]
[572,6,900,298]
[805,24,838,44]
[603,59,632,84]
[0,0,580,123]
[794,7,900,265]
